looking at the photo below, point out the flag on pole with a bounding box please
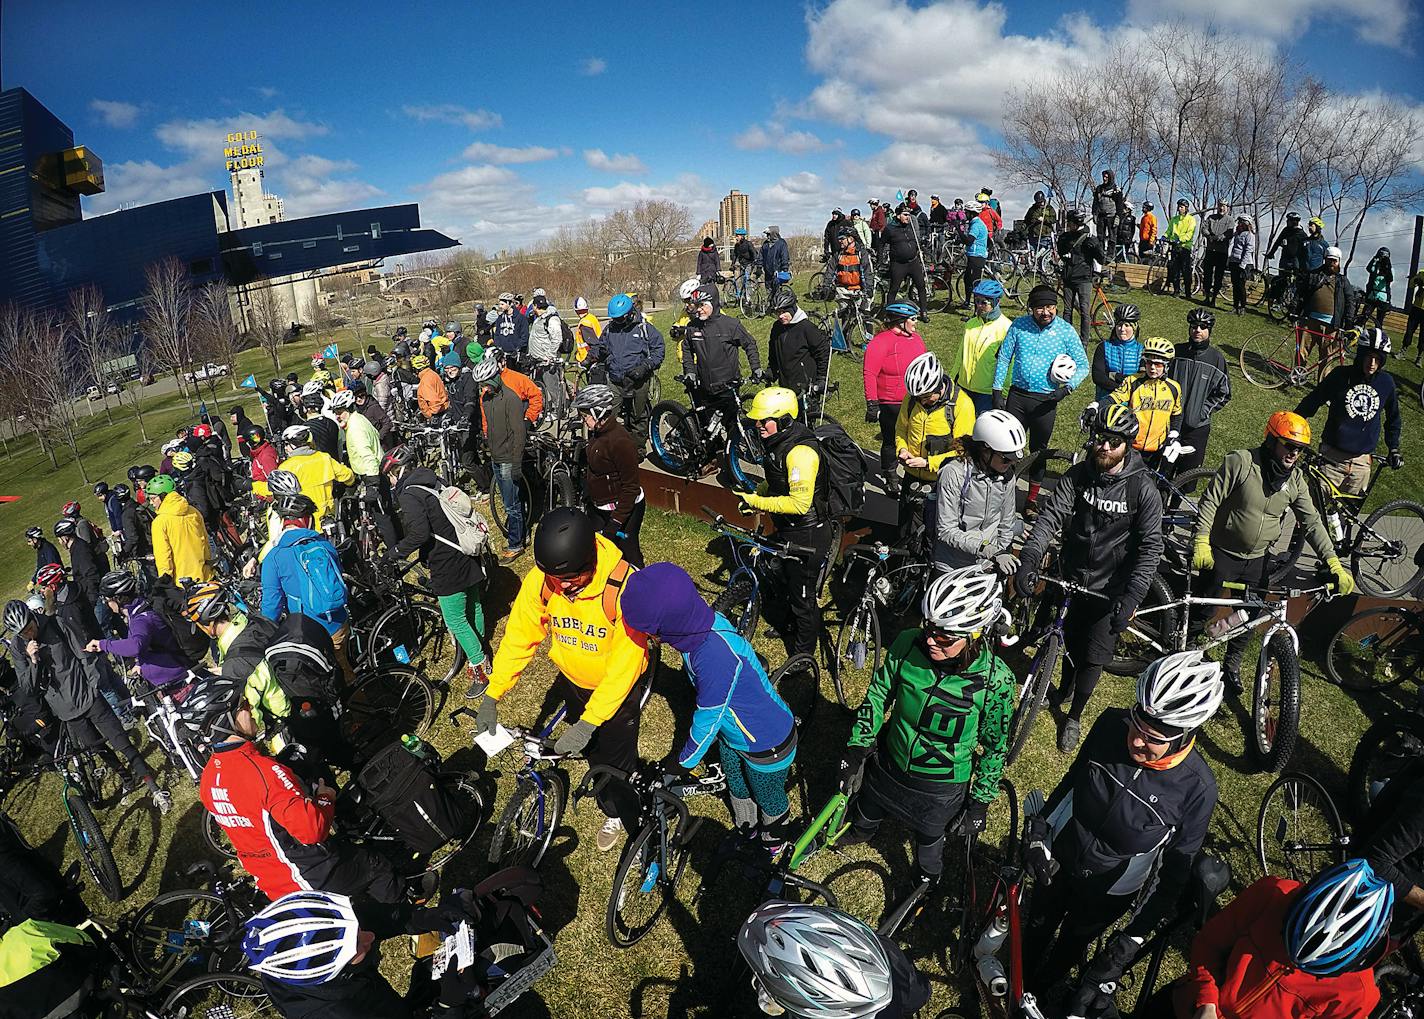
[896,189,904,203]
[322,342,339,359]
[240,374,257,388]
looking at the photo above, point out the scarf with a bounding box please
[1259,443,1293,494]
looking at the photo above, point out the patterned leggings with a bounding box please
[721,740,793,841]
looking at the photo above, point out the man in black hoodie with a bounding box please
[883,206,930,320]
[767,289,831,422]
[1015,403,1164,752]
[1169,308,1232,476]
[1265,212,1308,305]
[25,527,62,583]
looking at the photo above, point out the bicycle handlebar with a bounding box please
[577,763,694,831]
[844,542,915,560]
[700,505,817,557]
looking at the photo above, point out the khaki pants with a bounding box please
[330,624,356,685]
[1319,443,1372,496]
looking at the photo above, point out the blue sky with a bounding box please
[4,0,1421,258]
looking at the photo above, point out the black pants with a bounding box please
[1229,262,1249,310]
[963,255,986,306]
[1058,597,1116,720]
[69,697,150,783]
[1025,868,1136,989]
[591,499,646,568]
[1006,388,1058,484]
[850,763,968,878]
[359,476,400,551]
[1094,212,1116,243]
[1403,308,1424,351]
[1195,549,1276,674]
[1171,421,1211,477]
[1267,267,1299,304]
[876,402,900,476]
[1060,277,1092,340]
[610,376,653,449]
[694,387,743,443]
[556,672,647,828]
[1201,250,1228,301]
[1167,247,1193,295]
[887,260,929,315]
[769,521,834,658]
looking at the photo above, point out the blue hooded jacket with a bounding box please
[259,527,349,636]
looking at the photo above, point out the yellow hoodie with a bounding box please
[895,385,977,481]
[151,492,214,582]
[253,450,354,528]
[486,535,647,725]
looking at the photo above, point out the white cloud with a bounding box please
[401,104,502,130]
[583,149,647,174]
[154,110,327,161]
[411,164,578,248]
[460,142,562,164]
[90,99,140,129]
[581,173,712,212]
[83,159,213,215]
[253,86,280,99]
[753,172,833,230]
[734,122,834,154]
[581,57,607,76]
[267,154,382,217]
[1127,0,1411,47]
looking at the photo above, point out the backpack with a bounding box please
[289,535,348,622]
[264,613,341,705]
[537,556,632,624]
[813,420,869,519]
[147,577,209,666]
[410,485,491,557]
[356,738,479,856]
[556,316,576,356]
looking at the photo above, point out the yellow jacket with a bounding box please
[957,315,1011,395]
[895,386,977,481]
[744,444,820,517]
[1111,373,1183,453]
[1167,213,1198,247]
[575,312,601,363]
[487,536,648,725]
[151,493,214,583]
[254,450,354,528]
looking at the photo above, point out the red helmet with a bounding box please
[61,501,81,518]
[35,563,66,590]
[191,423,213,440]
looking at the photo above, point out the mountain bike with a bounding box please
[1238,319,1349,389]
[126,861,262,981]
[827,542,924,710]
[1087,271,1131,342]
[523,413,586,517]
[648,375,762,488]
[701,506,836,643]
[471,704,576,871]
[128,672,209,784]
[1324,602,1424,691]
[1255,771,1348,883]
[49,722,124,901]
[398,420,471,487]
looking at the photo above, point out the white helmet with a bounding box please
[903,351,944,398]
[971,410,1027,457]
[24,593,45,613]
[161,438,183,455]
[1325,246,1343,261]
[574,296,589,312]
[282,423,312,444]
[241,891,359,986]
[266,470,303,498]
[922,564,1003,636]
[1048,353,1077,385]
[1136,649,1224,731]
[678,277,702,301]
[328,389,356,411]
[470,354,501,384]
[300,379,326,398]
[737,902,893,1019]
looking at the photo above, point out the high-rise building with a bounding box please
[718,189,749,241]
[697,218,718,242]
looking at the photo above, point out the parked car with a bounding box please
[105,381,123,395]
[183,362,231,383]
[84,385,102,401]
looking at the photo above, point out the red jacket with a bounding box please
[863,328,926,404]
[1175,876,1379,1019]
[249,443,279,485]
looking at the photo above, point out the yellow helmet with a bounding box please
[1141,336,1175,362]
[411,354,431,371]
[311,369,331,384]
[170,450,194,471]
[747,387,799,422]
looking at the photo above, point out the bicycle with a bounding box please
[647,375,762,489]
[722,264,760,314]
[125,861,262,982]
[1087,271,1131,342]
[1324,601,1424,692]
[522,413,586,517]
[827,542,925,710]
[700,506,835,642]
[127,672,209,784]
[1255,771,1349,883]
[466,703,576,871]
[1346,703,1424,823]
[575,761,727,948]
[1238,318,1350,389]
[48,722,125,901]
[397,420,471,487]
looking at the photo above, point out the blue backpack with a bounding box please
[289,534,347,622]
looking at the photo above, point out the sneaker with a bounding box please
[464,661,490,699]
[149,785,172,815]
[1057,717,1081,754]
[596,817,625,852]
[499,546,525,564]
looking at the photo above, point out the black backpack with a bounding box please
[813,419,869,519]
[264,613,341,705]
[355,738,479,856]
[556,316,576,356]
[147,577,210,666]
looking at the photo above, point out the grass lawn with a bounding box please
[1,281,1421,1017]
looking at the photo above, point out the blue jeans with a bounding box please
[492,461,525,549]
[965,389,993,415]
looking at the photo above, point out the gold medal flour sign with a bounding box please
[224,130,264,172]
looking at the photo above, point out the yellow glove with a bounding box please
[1325,556,1355,596]
[1191,540,1214,573]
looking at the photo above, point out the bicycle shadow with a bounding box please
[155,800,225,893]
[107,795,163,898]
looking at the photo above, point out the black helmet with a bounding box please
[130,464,157,484]
[53,519,77,538]
[24,526,42,541]
[1091,403,1140,445]
[1286,211,1301,222]
[1112,303,1141,325]
[3,600,35,635]
[1186,307,1215,330]
[533,508,597,576]
[93,482,110,497]
[300,392,324,411]
[99,570,139,600]
[269,378,287,395]
[112,483,130,500]
[769,288,798,314]
[381,444,417,474]
[177,674,247,748]
[243,424,268,446]
[274,494,318,520]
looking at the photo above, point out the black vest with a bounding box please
[762,420,827,529]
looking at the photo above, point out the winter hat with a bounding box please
[1028,284,1058,309]
[620,562,715,653]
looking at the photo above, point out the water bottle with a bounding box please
[1207,609,1250,639]
[1327,509,1345,544]
[973,913,1010,997]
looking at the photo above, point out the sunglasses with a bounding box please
[1129,715,1173,746]
[925,629,971,646]
[1091,434,1128,450]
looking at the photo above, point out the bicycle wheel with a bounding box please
[1007,630,1059,765]
[1250,633,1301,773]
[712,573,761,638]
[162,971,274,1017]
[65,787,121,901]
[488,772,566,870]
[1089,293,1114,342]
[607,816,686,948]
[1325,607,1424,691]
[1347,716,1424,823]
[130,888,244,980]
[831,599,881,710]
[1239,329,1294,389]
[770,653,820,730]
[725,426,763,491]
[341,666,436,749]
[647,372,661,405]
[368,600,464,687]
[202,812,238,861]
[425,771,484,871]
[805,271,830,304]
[1352,499,1424,598]
[648,401,701,476]
[487,470,531,543]
[1108,575,1177,677]
[1256,773,1345,883]
[550,466,579,511]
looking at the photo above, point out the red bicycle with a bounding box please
[1239,320,1350,390]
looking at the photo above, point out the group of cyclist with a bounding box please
[0,225,1418,1019]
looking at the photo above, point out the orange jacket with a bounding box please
[1139,212,1159,245]
[416,367,449,419]
[501,367,543,423]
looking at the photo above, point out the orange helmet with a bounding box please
[1266,411,1311,446]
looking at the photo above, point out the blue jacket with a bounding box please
[259,527,348,635]
[967,217,990,259]
[993,313,1090,395]
[589,315,666,385]
[760,237,790,280]
[103,492,124,534]
[1305,235,1329,271]
[491,312,529,356]
[678,615,796,771]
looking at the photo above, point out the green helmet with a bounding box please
[146,474,177,496]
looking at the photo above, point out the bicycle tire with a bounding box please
[425,771,484,872]
[1239,329,1294,389]
[712,572,761,638]
[648,401,702,476]
[1325,606,1424,691]
[1108,575,1177,677]
[647,372,661,406]
[1159,466,1216,576]
[1352,499,1424,598]
[65,786,122,901]
[769,653,820,730]
[129,888,242,980]
[202,811,238,861]
[488,773,566,870]
[1347,715,1424,824]
[1256,772,1345,883]
[805,271,830,304]
[162,970,272,1016]
[879,878,931,938]
[367,600,464,687]
[725,424,763,491]
[1089,293,1114,342]
[487,470,531,543]
[550,467,579,511]
[831,599,881,710]
[1250,633,1301,773]
[607,816,684,948]
[1007,630,1060,765]
[341,666,436,749]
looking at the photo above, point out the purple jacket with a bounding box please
[99,599,192,688]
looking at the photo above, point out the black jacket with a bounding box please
[31,540,61,581]
[732,237,758,266]
[65,535,108,599]
[680,312,761,393]
[768,312,831,397]
[1056,227,1105,285]
[119,498,154,560]
[1170,341,1232,431]
[306,416,341,460]
[192,444,231,509]
[1265,224,1308,270]
[12,616,95,722]
[696,246,720,282]
[1361,757,1424,902]
[393,466,484,597]
[1019,450,1163,609]
[882,220,922,265]
[477,381,530,465]
[444,372,477,423]
[261,959,416,1019]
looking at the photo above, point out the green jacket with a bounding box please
[342,409,384,477]
[1193,447,1334,562]
[848,631,1014,804]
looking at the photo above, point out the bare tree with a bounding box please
[247,285,286,374]
[4,303,90,480]
[64,284,119,425]
[605,199,692,302]
[142,257,197,411]
[0,303,58,467]
[192,281,239,404]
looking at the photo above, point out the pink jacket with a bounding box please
[863,328,926,404]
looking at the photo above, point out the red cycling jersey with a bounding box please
[199,741,336,901]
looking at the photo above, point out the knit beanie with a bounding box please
[620,562,715,652]
[1028,284,1058,309]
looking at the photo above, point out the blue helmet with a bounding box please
[775,270,793,283]
[735,227,748,236]
[608,294,634,319]
[1284,859,1394,977]
[883,302,920,322]
[972,280,1005,302]
[243,891,360,986]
